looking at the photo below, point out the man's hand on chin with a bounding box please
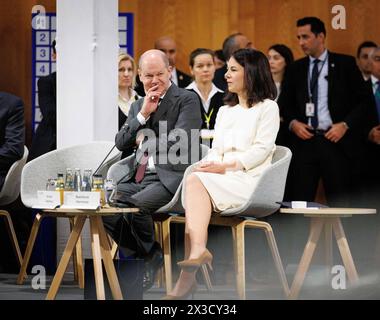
[141,85,161,118]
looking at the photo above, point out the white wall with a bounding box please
[56,0,118,148]
[56,0,118,264]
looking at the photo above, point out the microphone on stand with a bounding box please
[92,144,117,176]
[93,118,129,177]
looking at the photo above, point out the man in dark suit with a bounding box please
[135,36,192,96]
[103,49,202,291]
[0,92,25,189]
[363,47,380,205]
[279,17,366,206]
[356,41,377,81]
[29,40,57,161]
[213,33,253,91]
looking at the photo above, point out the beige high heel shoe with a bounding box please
[177,249,213,270]
[161,283,197,300]
[177,249,213,291]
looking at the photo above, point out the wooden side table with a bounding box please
[280,207,376,299]
[17,206,139,300]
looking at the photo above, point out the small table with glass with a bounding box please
[280,207,376,299]
[44,206,139,300]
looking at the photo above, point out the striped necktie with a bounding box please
[135,152,148,183]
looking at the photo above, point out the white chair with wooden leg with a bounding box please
[106,144,210,293]
[161,145,292,299]
[17,141,121,285]
[0,146,28,267]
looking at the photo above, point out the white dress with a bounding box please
[192,99,280,211]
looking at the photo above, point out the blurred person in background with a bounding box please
[268,44,294,146]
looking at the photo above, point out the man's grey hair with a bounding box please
[138,49,170,69]
[369,46,380,60]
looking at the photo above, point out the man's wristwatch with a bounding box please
[342,122,349,130]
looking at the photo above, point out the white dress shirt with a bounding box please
[308,50,333,130]
[186,81,223,113]
[171,68,178,86]
[371,74,380,95]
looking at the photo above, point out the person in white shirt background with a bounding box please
[118,53,140,130]
[186,48,224,145]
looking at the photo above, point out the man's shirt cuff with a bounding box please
[137,112,149,125]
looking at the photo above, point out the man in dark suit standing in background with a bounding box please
[279,16,366,206]
[363,47,380,207]
[154,36,192,88]
[135,36,192,96]
[356,41,377,81]
[213,33,253,91]
[103,49,202,291]
[0,92,25,189]
[28,40,57,161]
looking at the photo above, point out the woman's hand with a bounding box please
[194,161,226,174]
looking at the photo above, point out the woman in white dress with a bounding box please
[163,48,280,299]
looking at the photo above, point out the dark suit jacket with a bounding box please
[115,84,202,194]
[29,72,56,161]
[118,93,140,130]
[213,65,227,91]
[134,68,192,97]
[176,69,192,88]
[0,92,25,189]
[279,51,367,157]
[363,79,380,164]
[186,89,224,130]
[363,79,380,135]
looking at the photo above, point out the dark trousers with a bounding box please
[102,173,173,257]
[288,135,351,206]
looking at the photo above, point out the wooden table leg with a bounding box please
[96,216,123,300]
[17,213,45,284]
[89,216,106,300]
[289,217,324,300]
[324,220,333,278]
[69,218,78,283]
[74,225,84,289]
[108,236,119,259]
[46,216,86,300]
[332,217,359,283]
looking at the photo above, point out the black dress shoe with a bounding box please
[143,242,164,292]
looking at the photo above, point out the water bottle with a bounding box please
[82,169,92,191]
[64,168,74,191]
[91,174,105,206]
[55,173,65,204]
[104,179,116,205]
[73,168,82,192]
[46,178,57,191]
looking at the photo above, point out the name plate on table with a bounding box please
[33,191,61,209]
[61,192,100,210]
